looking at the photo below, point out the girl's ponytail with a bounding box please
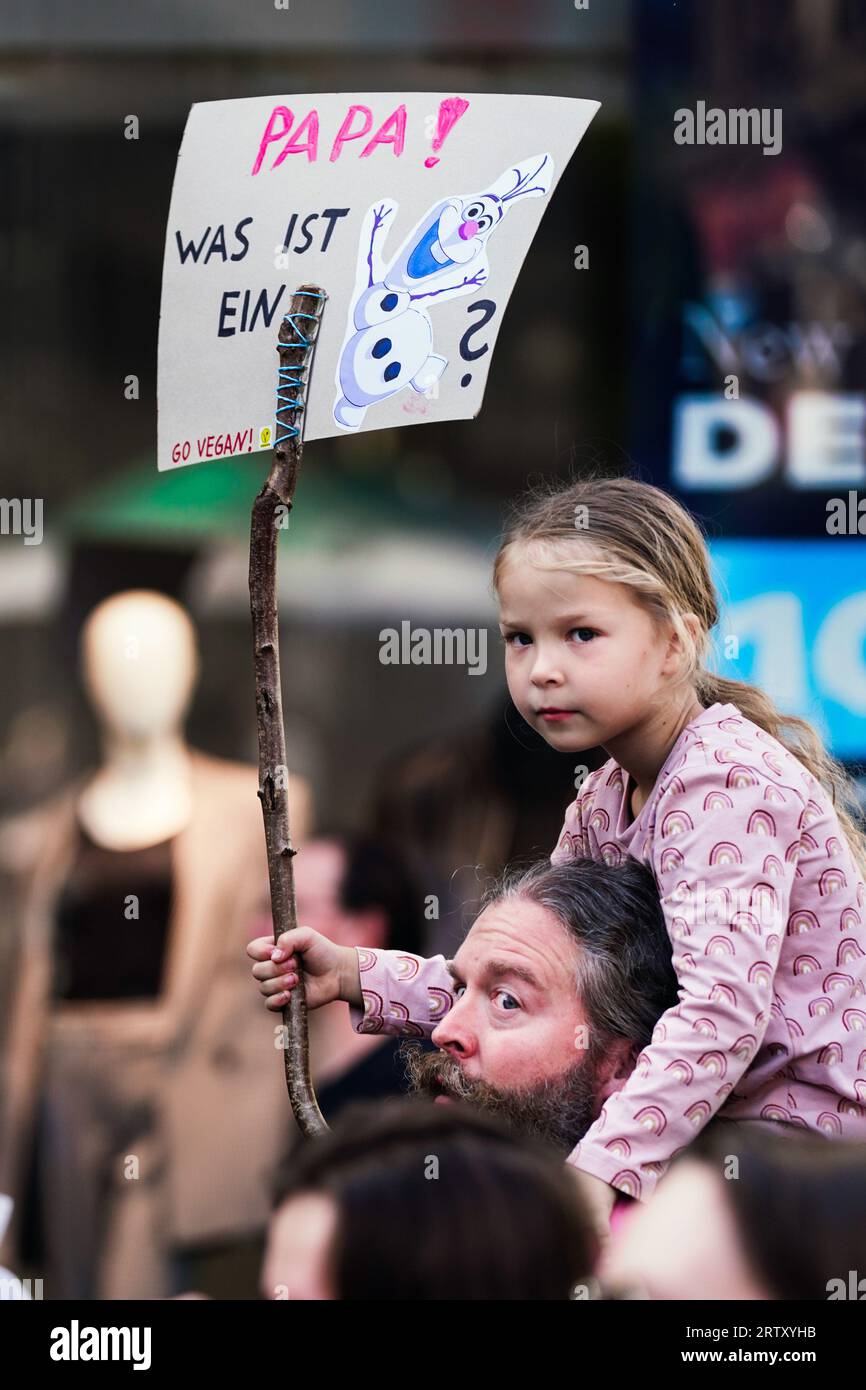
[694,669,866,881]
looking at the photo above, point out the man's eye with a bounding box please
[493,989,520,1011]
[569,627,597,644]
[501,632,531,648]
[452,984,466,1000]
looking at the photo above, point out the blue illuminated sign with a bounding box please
[708,540,866,759]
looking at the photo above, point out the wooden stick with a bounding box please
[249,283,328,1137]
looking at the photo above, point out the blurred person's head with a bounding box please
[294,831,424,956]
[262,1098,598,1299]
[600,1122,866,1300]
[80,589,198,740]
[402,856,678,1162]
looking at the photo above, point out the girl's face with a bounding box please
[497,550,679,753]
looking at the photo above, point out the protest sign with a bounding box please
[157,91,599,470]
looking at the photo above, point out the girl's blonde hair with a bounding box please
[492,472,866,881]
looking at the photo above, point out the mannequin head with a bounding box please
[80,590,198,742]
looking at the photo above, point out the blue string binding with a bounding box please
[274,291,327,447]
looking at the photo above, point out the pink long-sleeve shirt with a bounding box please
[349,702,866,1199]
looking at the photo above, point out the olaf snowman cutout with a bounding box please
[333,153,554,430]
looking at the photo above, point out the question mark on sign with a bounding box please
[458,299,497,386]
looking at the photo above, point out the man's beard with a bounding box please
[398,1041,602,1156]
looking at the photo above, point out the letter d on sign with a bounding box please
[672,395,778,490]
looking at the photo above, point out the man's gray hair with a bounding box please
[480,856,678,1057]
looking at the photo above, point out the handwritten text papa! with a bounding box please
[252,103,408,174]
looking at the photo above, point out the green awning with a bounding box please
[60,452,497,551]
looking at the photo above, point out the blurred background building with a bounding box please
[1,0,864,942]
[633,0,866,762]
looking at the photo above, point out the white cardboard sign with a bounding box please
[157,92,599,470]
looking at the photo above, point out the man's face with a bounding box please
[405,897,631,1154]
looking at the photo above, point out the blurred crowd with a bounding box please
[0,590,864,1302]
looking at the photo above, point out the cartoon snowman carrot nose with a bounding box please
[333,153,553,431]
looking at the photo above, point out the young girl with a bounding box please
[251,474,866,1226]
